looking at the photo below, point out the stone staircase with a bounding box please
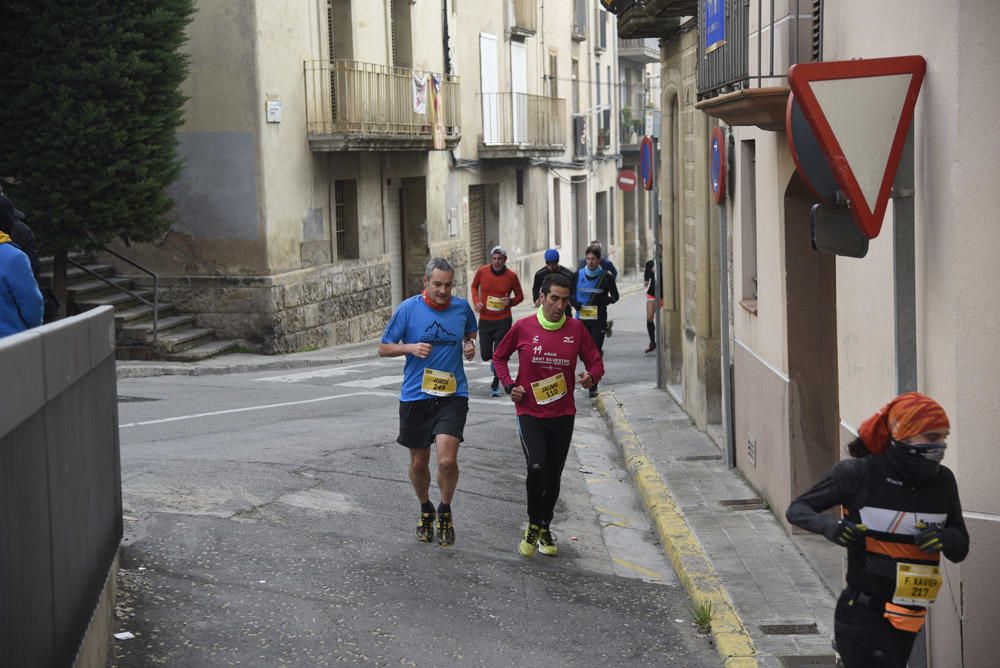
[41,255,239,362]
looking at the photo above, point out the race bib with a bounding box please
[421,368,457,397]
[530,373,568,405]
[579,305,598,320]
[486,295,506,311]
[892,563,942,606]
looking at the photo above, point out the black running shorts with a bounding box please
[396,396,469,449]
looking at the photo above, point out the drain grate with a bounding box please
[678,454,723,461]
[719,497,768,511]
[117,395,160,403]
[778,656,837,667]
[760,622,819,635]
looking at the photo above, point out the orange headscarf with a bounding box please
[858,392,950,454]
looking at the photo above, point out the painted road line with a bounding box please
[612,557,667,583]
[257,360,398,383]
[598,392,758,668]
[335,375,404,388]
[119,390,398,428]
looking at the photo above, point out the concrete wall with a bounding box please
[659,25,722,431]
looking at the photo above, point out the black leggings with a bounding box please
[516,414,575,525]
[833,591,919,667]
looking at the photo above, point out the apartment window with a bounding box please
[553,178,562,246]
[740,141,757,306]
[595,65,601,106]
[571,58,579,113]
[572,0,586,40]
[390,0,413,68]
[607,65,611,107]
[516,169,525,205]
[548,52,558,98]
[596,6,607,51]
[334,179,359,260]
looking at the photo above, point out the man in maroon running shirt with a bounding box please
[492,272,604,558]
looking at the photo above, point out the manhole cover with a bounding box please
[117,396,160,403]
[778,656,837,667]
[760,622,819,635]
[719,497,768,511]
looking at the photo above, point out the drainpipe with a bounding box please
[720,128,735,468]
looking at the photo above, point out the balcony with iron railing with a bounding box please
[304,60,461,151]
[616,0,695,39]
[510,0,537,37]
[695,0,821,131]
[479,92,566,159]
[618,37,660,64]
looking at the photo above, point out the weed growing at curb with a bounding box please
[691,599,714,634]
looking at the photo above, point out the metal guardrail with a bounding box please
[69,245,160,349]
[304,60,460,137]
[0,306,122,667]
[480,92,566,147]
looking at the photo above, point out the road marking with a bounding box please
[119,390,398,428]
[335,375,404,388]
[257,360,399,383]
[612,557,666,582]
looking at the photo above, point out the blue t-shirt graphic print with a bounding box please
[381,294,478,401]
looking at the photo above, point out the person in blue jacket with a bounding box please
[0,195,43,337]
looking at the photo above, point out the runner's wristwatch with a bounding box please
[504,384,514,395]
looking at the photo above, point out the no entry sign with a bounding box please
[617,169,637,192]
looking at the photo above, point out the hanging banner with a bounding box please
[431,74,445,150]
[705,0,726,53]
[412,72,428,115]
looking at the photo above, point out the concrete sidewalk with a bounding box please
[598,385,839,668]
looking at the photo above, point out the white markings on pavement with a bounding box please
[335,375,407,388]
[257,359,401,383]
[118,390,398,428]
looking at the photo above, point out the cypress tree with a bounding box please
[0,0,194,309]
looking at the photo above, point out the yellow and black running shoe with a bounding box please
[519,523,541,557]
[416,511,435,543]
[437,512,455,546]
[538,528,558,556]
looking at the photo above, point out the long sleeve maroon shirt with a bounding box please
[492,314,605,418]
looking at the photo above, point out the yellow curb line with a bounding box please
[597,392,758,668]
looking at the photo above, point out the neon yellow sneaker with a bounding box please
[437,512,455,546]
[519,523,541,557]
[416,511,435,543]
[537,528,558,556]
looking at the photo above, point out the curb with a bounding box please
[596,391,758,668]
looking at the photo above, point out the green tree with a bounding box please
[0,0,194,311]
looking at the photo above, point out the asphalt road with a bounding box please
[112,287,716,667]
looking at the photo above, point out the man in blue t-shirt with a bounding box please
[379,257,477,546]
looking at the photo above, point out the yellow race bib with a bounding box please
[486,295,506,312]
[892,563,942,606]
[421,368,457,397]
[579,305,598,320]
[530,373,568,405]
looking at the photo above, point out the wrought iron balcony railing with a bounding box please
[304,60,461,151]
[479,92,566,159]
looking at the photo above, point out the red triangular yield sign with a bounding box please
[788,56,926,239]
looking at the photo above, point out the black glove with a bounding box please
[823,519,867,547]
[915,525,962,554]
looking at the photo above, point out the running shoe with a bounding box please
[644,343,656,353]
[416,511,435,543]
[606,320,614,337]
[437,512,455,546]
[588,386,598,398]
[490,387,502,397]
[519,523,541,557]
[538,528,558,556]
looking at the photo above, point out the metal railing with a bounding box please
[70,245,159,348]
[698,0,819,98]
[512,0,537,33]
[480,92,566,147]
[304,60,460,137]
